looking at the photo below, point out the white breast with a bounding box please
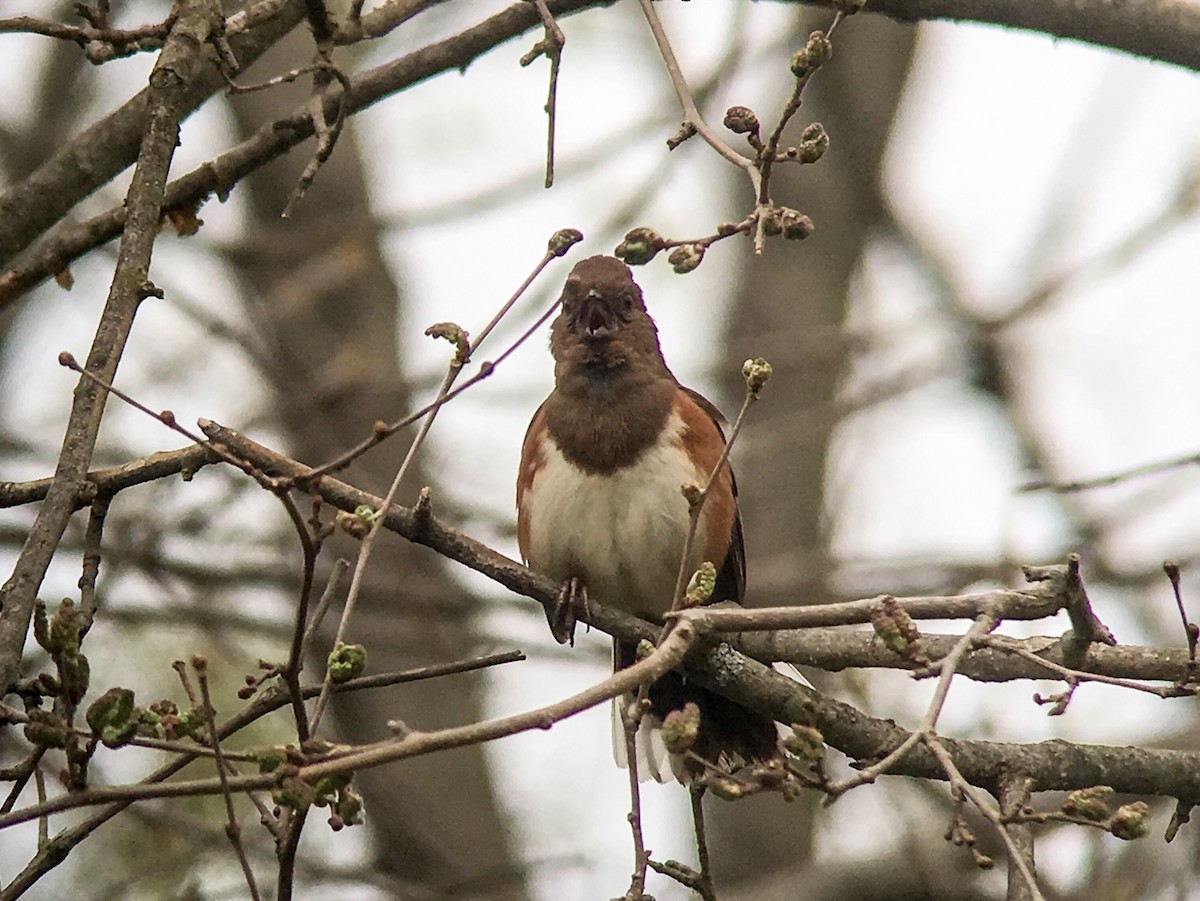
[521,410,708,619]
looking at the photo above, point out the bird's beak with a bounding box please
[578,289,614,340]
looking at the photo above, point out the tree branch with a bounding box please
[0,1,223,695]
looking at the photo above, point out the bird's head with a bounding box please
[549,256,667,379]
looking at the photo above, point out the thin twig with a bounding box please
[635,0,759,177]
[56,354,274,490]
[926,740,1046,901]
[276,493,317,741]
[998,772,1036,901]
[0,444,220,510]
[0,624,699,829]
[751,14,842,251]
[33,768,48,851]
[977,634,1198,700]
[1163,561,1199,682]
[307,237,576,733]
[669,382,759,613]
[78,497,110,634]
[825,612,1000,799]
[306,363,461,734]
[297,228,581,480]
[1019,449,1200,493]
[301,558,351,654]
[520,0,565,188]
[196,656,262,901]
[282,64,352,218]
[0,650,524,897]
[689,786,716,900]
[621,700,650,899]
[0,0,221,700]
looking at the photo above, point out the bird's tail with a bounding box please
[611,641,811,784]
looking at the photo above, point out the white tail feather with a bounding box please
[611,699,672,783]
[772,661,813,743]
[611,662,813,783]
[772,660,812,689]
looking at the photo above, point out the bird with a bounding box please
[516,254,781,782]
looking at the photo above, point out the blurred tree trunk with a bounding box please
[225,33,527,900]
[713,12,917,894]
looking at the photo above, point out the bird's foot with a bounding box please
[548,577,589,646]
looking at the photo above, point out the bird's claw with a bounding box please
[549,577,589,646]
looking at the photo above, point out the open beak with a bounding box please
[577,289,615,340]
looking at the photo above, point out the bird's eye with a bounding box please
[621,292,635,311]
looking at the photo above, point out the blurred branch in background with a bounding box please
[0,0,1199,900]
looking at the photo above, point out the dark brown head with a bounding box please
[549,256,668,382]
[541,256,677,470]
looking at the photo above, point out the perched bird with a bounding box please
[516,255,780,781]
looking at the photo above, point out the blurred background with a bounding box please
[2,0,1200,898]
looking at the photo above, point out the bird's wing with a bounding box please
[678,385,746,606]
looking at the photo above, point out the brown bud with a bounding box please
[723,105,759,136]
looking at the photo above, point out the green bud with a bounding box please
[313,772,353,807]
[783,725,826,763]
[667,244,704,274]
[47,599,83,655]
[797,123,830,164]
[684,562,717,607]
[742,357,773,395]
[35,673,61,697]
[1110,801,1150,840]
[86,687,138,748]
[870,596,921,655]
[833,0,867,14]
[136,708,163,738]
[258,747,290,774]
[59,651,90,705]
[805,32,833,69]
[25,709,69,748]
[1062,785,1113,822]
[176,706,207,742]
[424,322,471,365]
[328,642,367,684]
[547,228,583,257]
[272,765,316,810]
[660,702,701,754]
[614,227,663,266]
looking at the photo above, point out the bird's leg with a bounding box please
[547,576,589,646]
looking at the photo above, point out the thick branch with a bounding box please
[0,0,306,268]
[0,444,219,508]
[692,652,1200,801]
[856,0,1200,71]
[6,0,1200,304]
[0,3,221,694]
[742,629,1196,684]
[194,422,1200,803]
[0,0,608,305]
